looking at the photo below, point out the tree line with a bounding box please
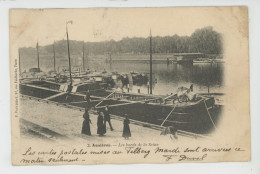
[20,26,223,62]
[85,26,223,55]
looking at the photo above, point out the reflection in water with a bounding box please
[24,56,224,95]
[87,60,224,95]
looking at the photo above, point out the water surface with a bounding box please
[87,60,224,95]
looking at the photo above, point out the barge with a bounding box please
[19,79,220,134]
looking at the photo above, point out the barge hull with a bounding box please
[19,83,221,134]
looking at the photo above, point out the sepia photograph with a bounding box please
[10,7,250,165]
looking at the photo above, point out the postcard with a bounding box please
[10,7,250,165]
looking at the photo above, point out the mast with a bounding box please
[53,41,56,72]
[82,42,85,72]
[149,29,153,94]
[36,41,40,70]
[109,53,112,71]
[66,22,72,84]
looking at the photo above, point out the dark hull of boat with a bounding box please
[97,97,217,134]
[19,82,221,134]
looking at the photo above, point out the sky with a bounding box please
[9,7,231,48]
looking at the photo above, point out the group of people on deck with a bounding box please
[81,91,131,139]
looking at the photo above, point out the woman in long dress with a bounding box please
[122,116,131,139]
[81,108,91,135]
[97,111,106,136]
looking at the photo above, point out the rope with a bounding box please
[160,105,176,126]
[204,100,217,130]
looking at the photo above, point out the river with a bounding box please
[86,60,224,95]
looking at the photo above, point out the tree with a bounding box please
[190,26,223,54]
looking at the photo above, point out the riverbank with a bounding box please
[19,96,198,144]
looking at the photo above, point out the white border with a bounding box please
[1,0,260,174]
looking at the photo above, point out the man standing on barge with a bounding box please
[104,105,114,131]
[84,89,91,109]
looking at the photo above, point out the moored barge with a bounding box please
[19,79,220,134]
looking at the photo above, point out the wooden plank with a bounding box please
[96,102,136,109]
[43,92,67,100]
[160,105,176,126]
[163,93,177,100]
[105,89,166,98]
[70,99,108,104]
[204,100,217,130]
[95,91,116,108]
[69,101,87,104]
[96,97,162,109]
[21,83,59,93]
[157,119,188,124]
